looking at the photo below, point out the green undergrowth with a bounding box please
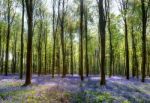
[0,85,71,103]
[70,90,131,103]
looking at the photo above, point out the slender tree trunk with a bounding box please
[38,24,42,76]
[107,0,113,77]
[44,28,47,75]
[70,32,73,76]
[1,50,4,74]
[52,33,56,78]
[79,0,84,81]
[131,25,135,77]
[13,32,17,74]
[61,0,66,78]
[56,46,60,76]
[84,6,89,77]
[141,0,147,82]
[108,12,113,77]
[5,0,11,76]
[24,0,33,86]
[52,0,56,78]
[99,0,106,85]
[108,28,113,77]
[124,17,129,80]
[20,0,24,79]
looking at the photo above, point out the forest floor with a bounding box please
[0,75,150,103]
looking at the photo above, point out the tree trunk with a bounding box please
[13,32,17,74]
[52,0,56,78]
[5,0,11,76]
[24,0,33,86]
[61,0,66,78]
[38,23,42,76]
[108,9,113,77]
[84,6,89,77]
[131,25,135,77]
[79,0,84,81]
[70,32,73,76]
[1,51,4,74]
[124,17,129,80]
[141,0,147,82]
[20,0,24,79]
[99,0,106,85]
[44,27,47,75]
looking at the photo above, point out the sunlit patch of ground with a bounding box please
[0,75,150,103]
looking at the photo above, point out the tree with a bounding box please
[44,23,48,75]
[20,0,24,79]
[141,0,150,82]
[120,0,129,80]
[5,0,16,76]
[98,0,107,85]
[52,0,60,78]
[61,0,66,78]
[129,2,139,78]
[131,23,138,78]
[84,4,89,77]
[12,31,17,74]
[67,18,74,76]
[37,6,43,76]
[24,0,33,86]
[79,0,84,81]
[107,0,113,77]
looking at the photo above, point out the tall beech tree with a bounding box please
[24,0,33,86]
[20,0,24,79]
[107,0,113,77]
[84,4,89,77]
[37,6,43,76]
[52,0,60,78]
[141,0,150,82]
[120,0,129,80]
[52,0,56,78]
[5,0,16,76]
[79,0,84,81]
[12,31,17,74]
[98,0,108,85]
[44,23,48,75]
[61,0,66,78]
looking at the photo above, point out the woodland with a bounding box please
[0,0,150,103]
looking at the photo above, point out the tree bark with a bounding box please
[131,25,138,78]
[124,17,129,80]
[20,0,24,79]
[70,32,73,76]
[84,5,89,77]
[61,0,66,78]
[79,0,84,81]
[44,27,47,75]
[141,0,149,82]
[107,1,113,77]
[38,17,42,76]
[24,0,33,86]
[99,0,106,85]
[5,0,11,76]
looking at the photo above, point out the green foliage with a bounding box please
[71,90,114,103]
